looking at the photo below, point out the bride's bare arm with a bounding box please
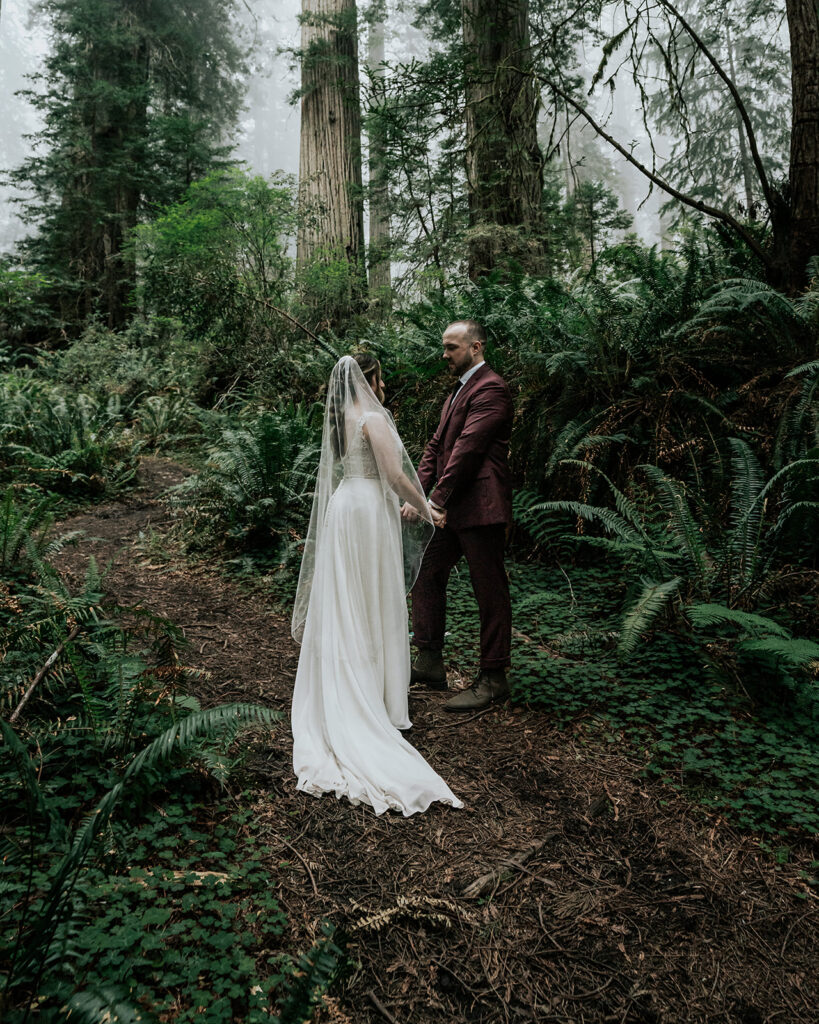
[363,414,431,517]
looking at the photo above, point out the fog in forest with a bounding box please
[0,0,680,256]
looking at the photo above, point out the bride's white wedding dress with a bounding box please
[291,388,462,816]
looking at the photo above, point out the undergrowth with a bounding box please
[0,485,343,1022]
[443,562,819,837]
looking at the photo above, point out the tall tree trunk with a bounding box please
[67,6,148,329]
[461,0,545,280]
[783,0,819,291]
[725,24,756,219]
[367,11,391,304]
[297,0,365,319]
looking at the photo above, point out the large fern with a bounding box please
[4,702,280,995]
[519,449,819,655]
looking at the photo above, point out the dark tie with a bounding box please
[449,380,463,407]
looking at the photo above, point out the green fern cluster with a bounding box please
[0,375,139,496]
[174,402,322,556]
[517,440,819,669]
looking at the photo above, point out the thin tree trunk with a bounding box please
[297,0,365,318]
[462,0,545,280]
[725,25,755,219]
[367,10,391,303]
[783,0,819,290]
[562,107,574,197]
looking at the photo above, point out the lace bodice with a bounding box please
[341,414,380,479]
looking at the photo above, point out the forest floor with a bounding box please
[53,458,819,1024]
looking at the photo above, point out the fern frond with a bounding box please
[727,438,766,589]
[15,702,281,974]
[641,464,713,592]
[687,603,790,637]
[63,985,147,1023]
[739,636,819,668]
[618,576,682,655]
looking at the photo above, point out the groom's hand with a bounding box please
[430,506,447,529]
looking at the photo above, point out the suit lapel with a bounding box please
[440,363,491,434]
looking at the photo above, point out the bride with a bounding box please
[291,354,463,816]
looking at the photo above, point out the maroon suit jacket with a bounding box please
[417,363,513,529]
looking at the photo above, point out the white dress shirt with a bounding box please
[450,359,485,408]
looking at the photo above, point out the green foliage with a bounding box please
[443,563,819,835]
[0,374,140,496]
[0,488,344,1022]
[137,170,299,392]
[173,403,323,558]
[517,444,819,660]
[562,180,633,264]
[0,259,57,341]
[39,319,196,408]
[0,488,80,578]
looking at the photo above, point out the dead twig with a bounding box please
[280,836,319,897]
[462,835,558,899]
[367,989,400,1024]
[10,624,82,724]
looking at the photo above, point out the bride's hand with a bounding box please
[430,506,447,528]
[401,501,420,522]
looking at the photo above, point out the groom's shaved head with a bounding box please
[448,319,487,347]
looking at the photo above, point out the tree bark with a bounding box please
[66,3,149,329]
[367,11,391,303]
[297,0,365,317]
[461,0,545,279]
[783,0,819,290]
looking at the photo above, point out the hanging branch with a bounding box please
[652,0,774,213]
[250,293,339,359]
[539,75,774,273]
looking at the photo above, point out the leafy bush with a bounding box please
[136,169,300,394]
[173,402,323,558]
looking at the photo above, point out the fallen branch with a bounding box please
[250,293,338,358]
[280,836,320,896]
[462,835,558,898]
[10,625,81,724]
[367,990,400,1024]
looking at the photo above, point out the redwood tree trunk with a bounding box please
[297,0,365,317]
[68,9,148,329]
[783,0,819,291]
[367,12,391,304]
[462,0,545,279]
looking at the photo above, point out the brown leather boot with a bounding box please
[443,668,508,712]
[410,648,447,690]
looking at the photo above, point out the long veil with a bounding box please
[291,355,434,643]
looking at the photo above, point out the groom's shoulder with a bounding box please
[474,364,511,396]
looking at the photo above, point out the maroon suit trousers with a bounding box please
[411,523,511,670]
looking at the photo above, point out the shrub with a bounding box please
[173,402,323,558]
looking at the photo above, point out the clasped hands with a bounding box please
[401,502,447,528]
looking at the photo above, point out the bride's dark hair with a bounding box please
[329,352,381,458]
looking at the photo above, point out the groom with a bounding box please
[403,319,513,712]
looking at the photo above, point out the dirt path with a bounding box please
[54,459,819,1024]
